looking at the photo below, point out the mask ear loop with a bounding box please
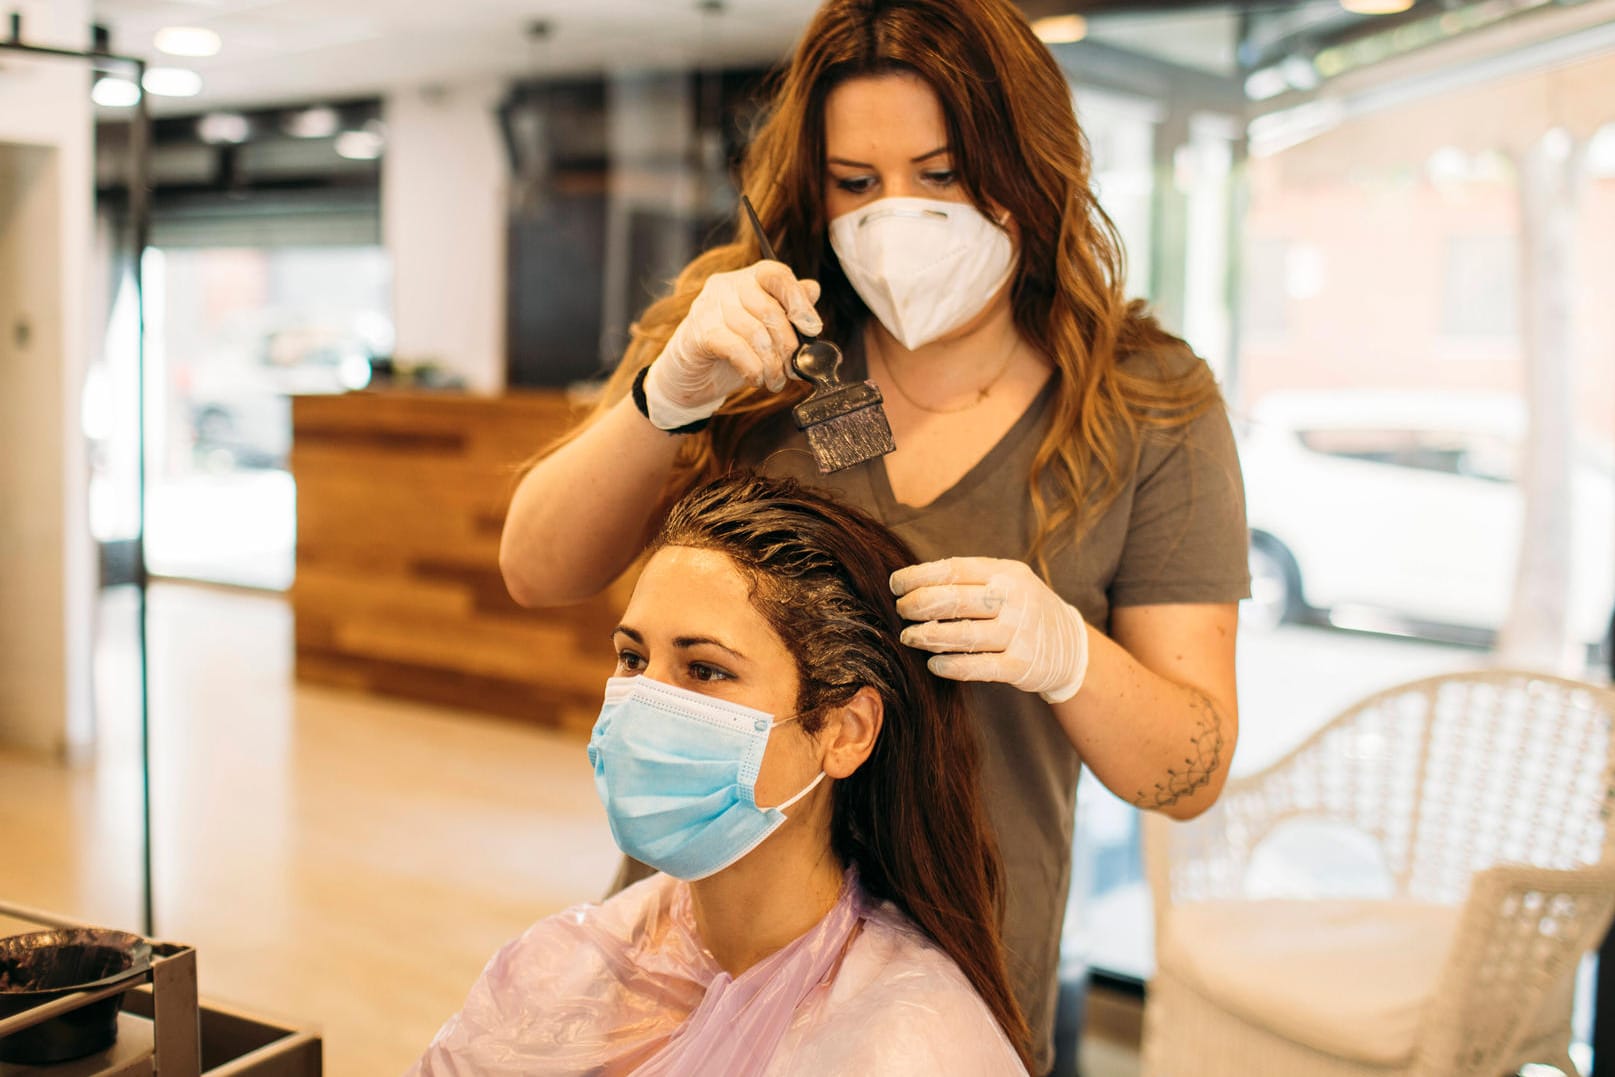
[769,702,830,812]
[774,770,828,812]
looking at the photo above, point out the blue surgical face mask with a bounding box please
[587,675,827,881]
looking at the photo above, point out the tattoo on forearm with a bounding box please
[1135,690,1225,809]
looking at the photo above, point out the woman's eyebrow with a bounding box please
[673,635,748,661]
[613,626,747,661]
[827,146,950,169]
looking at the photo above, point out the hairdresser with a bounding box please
[500,0,1248,1071]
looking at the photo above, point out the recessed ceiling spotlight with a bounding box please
[92,76,141,108]
[335,129,385,161]
[1280,54,1321,91]
[284,106,341,139]
[1031,14,1088,44]
[142,67,203,98]
[197,112,251,145]
[154,26,221,58]
[1244,66,1288,101]
[1588,123,1615,178]
[1340,0,1415,13]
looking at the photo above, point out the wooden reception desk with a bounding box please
[289,390,630,734]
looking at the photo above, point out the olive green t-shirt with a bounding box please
[749,340,1248,1073]
[614,338,1250,1074]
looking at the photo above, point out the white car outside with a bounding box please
[1237,390,1615,654]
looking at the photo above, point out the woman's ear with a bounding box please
[820,686,883,779]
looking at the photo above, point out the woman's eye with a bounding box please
[834,175,877,194]
[615,650,646,673]
[922,169,958,187]
[688,662,732,683]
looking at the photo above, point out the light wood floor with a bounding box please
[0,582,1139,1076]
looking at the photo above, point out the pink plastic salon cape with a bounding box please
[408,871,1024,1075]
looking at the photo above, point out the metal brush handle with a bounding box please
[790,340,845,391]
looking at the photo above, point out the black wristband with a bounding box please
[631,366,712,435]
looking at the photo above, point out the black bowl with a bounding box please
[0,929,152,1064]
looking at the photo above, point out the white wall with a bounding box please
[383,82,509,394]
[0,0,95,756]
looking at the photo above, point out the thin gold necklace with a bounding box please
[873,334,1019,416]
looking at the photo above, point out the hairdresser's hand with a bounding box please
[891,557,1091,703]
[640,261,822,430]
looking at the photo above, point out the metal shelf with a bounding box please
[0,902,319,1076]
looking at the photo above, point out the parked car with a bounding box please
[1236,391,1615,659]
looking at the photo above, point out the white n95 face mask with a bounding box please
[829,196,1016,351]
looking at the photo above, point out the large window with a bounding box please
[89,246,390,590]
[1061,20,1615,1063]
[150,245,388,589]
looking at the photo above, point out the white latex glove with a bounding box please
[640,260,823,430]
[890,557,1091,703]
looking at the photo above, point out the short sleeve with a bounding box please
[1109,391,1251,610]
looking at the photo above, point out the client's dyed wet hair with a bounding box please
[651,472,1033,1069]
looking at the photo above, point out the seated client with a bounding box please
[410,473,1031,1074]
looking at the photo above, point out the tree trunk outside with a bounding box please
[1496,130,1581,671]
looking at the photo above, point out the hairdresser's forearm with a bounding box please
[1049,609,1238,820]
[499,396,681,606]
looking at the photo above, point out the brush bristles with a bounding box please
[802,403,896,474]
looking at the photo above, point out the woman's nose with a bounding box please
[882,172,923,199]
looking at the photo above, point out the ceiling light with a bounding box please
[1541,126,1573,163]
[1031,15,1087,44]
[283,106,341,139]
[335,129,385,161]
[197,112,251,145]
[92,77,141,108]
[154,26,221,58]
[142,67,202,98]
[1280,54,1321,91]
[1588,123,1615,178]
[1426,145,1470,184]
[1244,67,1288,101]
[1340,0,1415,13]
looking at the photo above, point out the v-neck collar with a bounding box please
[840,331,1058,525]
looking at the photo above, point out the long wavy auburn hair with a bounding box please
[571,0,1222,568]
[651,472,1034,1070]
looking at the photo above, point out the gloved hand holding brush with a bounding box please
[640,262,824,431]
[891,557,1091,704]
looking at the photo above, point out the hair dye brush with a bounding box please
[741,196,895,474]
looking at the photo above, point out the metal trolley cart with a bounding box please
[0,902,320,1076]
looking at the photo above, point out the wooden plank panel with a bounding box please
[290,390,625,730]
[333,615,567,683]
[291,566,474,620]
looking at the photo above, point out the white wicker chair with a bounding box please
[1142,670,1615,1077]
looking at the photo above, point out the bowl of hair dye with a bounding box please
[0,929,152,1064]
